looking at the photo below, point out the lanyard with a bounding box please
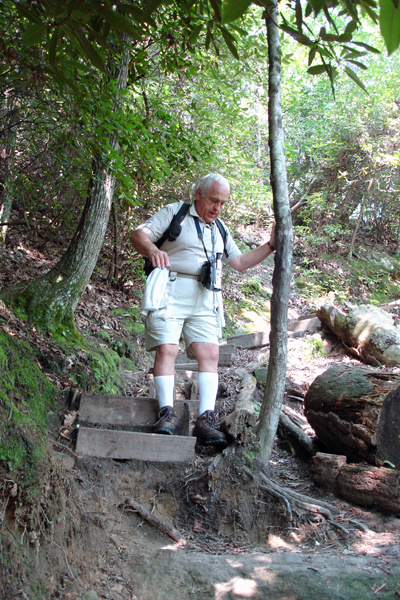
[193,216,215,261]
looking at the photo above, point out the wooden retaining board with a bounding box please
[226,331,270,349]
[79,395,190,434]
[76,427,196,462]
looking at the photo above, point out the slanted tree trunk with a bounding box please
[1,42,130,331]
[304,364,400,468]
[0,97,19,243]
[256,2,293,464]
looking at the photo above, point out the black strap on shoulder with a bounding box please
[215,218,229,258]
[143,202,190,277]
[154,201,190,249]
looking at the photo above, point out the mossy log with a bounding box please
[311,453,400,514]
[304,364,400,467]
[317,304,400,366]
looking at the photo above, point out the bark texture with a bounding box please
[311,453,400,514]
[304,364,400,467]
[0,98,18,243]
[257,3,293,463]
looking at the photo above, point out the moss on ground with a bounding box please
[0,331,57,479]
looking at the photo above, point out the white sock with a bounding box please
[154,375,175,409]
[198,372,218,415]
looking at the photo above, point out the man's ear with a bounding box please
[196,188,202,201]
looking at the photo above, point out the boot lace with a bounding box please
[154,406,175,425]
[202,410,217,429]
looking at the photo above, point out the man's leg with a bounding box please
[153,344,179,435]
[190,342,227,449]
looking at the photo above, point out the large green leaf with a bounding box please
[22,23,46,46]
[379,0,400,54]
[219,26,240,59]
[95,5,142,40]
[221,0,252,24]
[142,0,163,23]
[307,64,326,74]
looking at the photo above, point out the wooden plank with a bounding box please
[288,317,321,333]
[76,428,196,462]
[226,331,270,349]
[79,395,189,435]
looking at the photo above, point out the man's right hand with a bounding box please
[148,248,171,270]
[131,229,171,270]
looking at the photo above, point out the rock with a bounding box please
[81,591,100,600]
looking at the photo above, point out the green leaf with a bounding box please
[344,65,368,92]
[48,29,58,66]
[210,0,222,22]
[120,3,144,21]
[15,4,42,24]
[22,23,46,46]
[352,41,380,53]
[95,6,142,40]
[296,0,303,32]
[142,0,163,23]
[345,20,358,33]
[308,46,317,66]
[188,23,204,44]
[346,58,368,69]
[361,1,379,22]
[379,0,400,54]
[221,0,252,24]
[73,28,106,72]
[307,64,326,74]
[219,26,240,59]
[341,0,360,21]
[308,0,326,16]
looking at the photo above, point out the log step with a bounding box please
[79,395,198,436]
[76,428,196,462]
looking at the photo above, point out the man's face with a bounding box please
[195,181,229,224]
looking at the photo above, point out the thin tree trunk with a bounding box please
[256,3,293,464]
[396,214,400,255]
[0,98,19,243]
[348,178,373,260]
[1,41,130,330]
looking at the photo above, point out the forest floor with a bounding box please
[1,221,400,600]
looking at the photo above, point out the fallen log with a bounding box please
[220,373,257,444]
[317,303,400,366]
[304,364,400,467]
[311,453,400,514]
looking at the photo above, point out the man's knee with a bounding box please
[155,344,179,361]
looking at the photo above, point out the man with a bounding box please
[131,173,275,450]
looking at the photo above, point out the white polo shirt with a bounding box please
[137,201,241,276]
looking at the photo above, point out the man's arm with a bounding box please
[228,224,276,273]
[130,229,171,270]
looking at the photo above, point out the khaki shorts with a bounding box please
[144,274,222,355]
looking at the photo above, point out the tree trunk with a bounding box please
[0,98,18,244]
[304,364,400,467]
[1,43,130,331]
[311,453,400,514]
[256,3,293,464]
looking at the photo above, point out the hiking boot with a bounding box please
[153,406,177,435]
[193,410,228,450]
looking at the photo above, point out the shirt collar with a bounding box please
[189,202,212,227]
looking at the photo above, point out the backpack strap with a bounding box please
[215,218,229,258]
[144,202,190,276]
[154,201,190,249]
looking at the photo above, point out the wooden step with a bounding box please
[227,330,270,349]
[76,428,196,462]
[79,395,193,435]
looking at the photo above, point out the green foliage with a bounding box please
[303,334,327,360]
